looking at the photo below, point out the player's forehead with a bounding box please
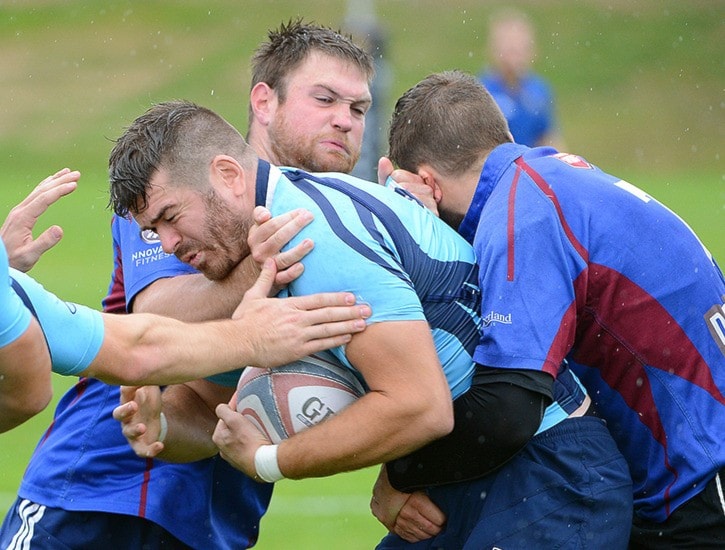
[133,168,184,227]
[286,51,371,101]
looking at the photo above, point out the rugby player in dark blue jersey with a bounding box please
[381,69,725,548]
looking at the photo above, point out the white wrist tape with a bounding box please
[158,411,168,443]
[254,444,284,483]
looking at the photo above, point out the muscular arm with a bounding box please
[213,320,454,479]
[131,255,259,321]
[0,318,52,432]
[90,263,369,386]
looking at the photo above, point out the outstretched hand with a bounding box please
[1,168,80,272]
[112,385,165,458]
[232,258,371,367]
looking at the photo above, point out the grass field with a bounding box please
[0,1,722,548]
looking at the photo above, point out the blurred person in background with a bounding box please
[479,8,566,150]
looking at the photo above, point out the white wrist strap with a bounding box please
[254,445,284,483]
[158,411,168,444]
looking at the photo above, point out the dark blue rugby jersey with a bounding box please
[460,142,725,521]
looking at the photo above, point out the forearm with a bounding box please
[276,323,453,479]
[131,255,259,321]
[276,391,448,479]
[156,381,233,462]
[0,321,52,432]
[91,314,252,386]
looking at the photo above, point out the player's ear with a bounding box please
[417,165,444,204]
[210,155,246,196]
[250,82,276,126]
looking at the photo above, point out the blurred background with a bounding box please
[0,1,722,548]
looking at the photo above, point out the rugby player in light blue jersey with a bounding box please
[107,99,632,548]
[383,70,725,548]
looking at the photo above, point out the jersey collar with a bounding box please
[458,142,528,243]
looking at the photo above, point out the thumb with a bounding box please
[241,258,277,304]
[252,205,273,226]
[377,156,395,186]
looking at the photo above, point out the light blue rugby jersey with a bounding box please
[8,267,104,376]
[258,161,482,399]
[0,237,33,347]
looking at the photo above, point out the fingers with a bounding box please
[18,225,64,265]
[289,291,369,312]
[249,208,314,263]
[244,258,277,301]
[215,402,235,422]
[16,169,79,214]
[112,400,138,421]
[273,262,305,288]
[393,491,445,542]
[0,169,80,271]
[273,238,314,272]
[377,156,395,185]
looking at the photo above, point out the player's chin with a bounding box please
[316,151,357,174]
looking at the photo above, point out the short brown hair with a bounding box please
[250,19,374,103]
[388,70,511,177]
[109,100,250,217]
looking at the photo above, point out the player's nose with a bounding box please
[156,226,181,255]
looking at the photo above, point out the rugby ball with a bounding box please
[236,353,366,444]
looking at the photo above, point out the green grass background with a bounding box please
[0,1,722,548]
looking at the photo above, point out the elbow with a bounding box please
[0,388,52,433]
[418,395,454,442]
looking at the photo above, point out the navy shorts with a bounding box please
[377,415,633,549]
[0,499,191,549]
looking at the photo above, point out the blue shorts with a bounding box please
[0,499,191,549]
[377,415,633,549]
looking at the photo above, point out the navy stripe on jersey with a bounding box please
[10,276,52,363]
[284,169,482,356]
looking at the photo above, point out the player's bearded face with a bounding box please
[269,103,360,173]
[175,189,251,281]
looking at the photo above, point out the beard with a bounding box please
[269,108,360,173]
[175,189,252,281]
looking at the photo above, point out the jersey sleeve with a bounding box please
[8,268,104,376]
[0,238,32,347]
[472,177,585,375]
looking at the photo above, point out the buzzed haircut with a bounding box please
[108,100,250,218]
[388,70,512,177]
[250,18,374,103]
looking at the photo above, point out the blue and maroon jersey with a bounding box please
[459,142,725,522]
[17,215,271,549]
